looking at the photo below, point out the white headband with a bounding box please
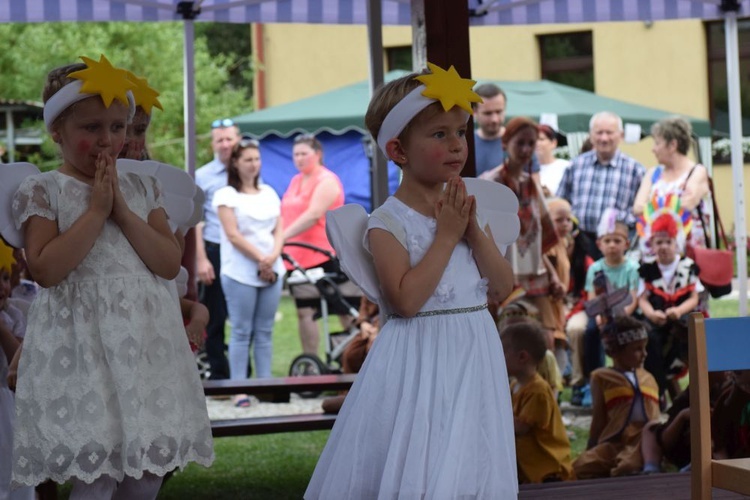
[43,79,136,132]
[376,85,434,157]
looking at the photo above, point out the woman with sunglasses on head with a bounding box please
[213,139,284,406]
[194,118,240,381]
[281,134,346,355]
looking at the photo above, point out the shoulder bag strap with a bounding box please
[694,169,730,250]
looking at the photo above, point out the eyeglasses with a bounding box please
[212,118,235,129]
[239,137,260,148]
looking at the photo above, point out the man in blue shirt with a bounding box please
[557,112,645,259]
[473,83,540,178]
[195,118,240,380]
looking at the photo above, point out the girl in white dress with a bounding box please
[305,63,518,499]
[10,56,213,499]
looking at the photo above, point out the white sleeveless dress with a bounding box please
[11,171,214,488]
[305,197,518,499]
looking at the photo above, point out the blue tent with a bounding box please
[243,131,400,214]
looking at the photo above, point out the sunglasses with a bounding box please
[239,137,260,148]
[212,118,235,129]
[294,133,316,143]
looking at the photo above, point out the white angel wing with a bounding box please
[0,162,41,248]
[116,159,203,232]
[463,177,520,254]
[325,204,380,303]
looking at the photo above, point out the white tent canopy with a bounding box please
[2,0,748,25]
[2,0,747,312]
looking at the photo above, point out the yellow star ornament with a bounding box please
[415,62,482,113]
[125,71,163,115]
[68,54,135,108]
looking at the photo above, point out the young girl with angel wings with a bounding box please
[305,63,521,499]
[1,55,213,499]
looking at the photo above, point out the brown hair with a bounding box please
[538,124,557,142]
[602,316,648,356]
[228,140,260,191]
[651,116,693,156]
[293,133,324,153]
[502,116,539,145]
[499,317,548,364]
[42,62,87,131]
[364,71,443,166]
[472,83,506,110]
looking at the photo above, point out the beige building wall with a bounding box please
[254,20,750,231]
[257,20,709,120]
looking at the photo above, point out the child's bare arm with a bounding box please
[639,293,667,325]
[181,297,208,348]
[370,229,454,318]
[623,290,639,316]
[370,179,470,317]
[659,408,690,451]
[586,377,607,449]
[669,290,699,318]
[465,213,513,304]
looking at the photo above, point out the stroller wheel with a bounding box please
[289,354,328,398]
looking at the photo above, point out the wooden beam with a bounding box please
[412,0,476,177]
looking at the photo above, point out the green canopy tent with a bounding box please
[233,70,712,140]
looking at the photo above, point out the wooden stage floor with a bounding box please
[519,472,750,499]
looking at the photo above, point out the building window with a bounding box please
[386,46,412,72]
[706,19,750,136]
[538,31,594,92]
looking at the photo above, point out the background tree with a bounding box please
[0,22,253,169]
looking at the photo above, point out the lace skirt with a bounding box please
[12,275,214,487]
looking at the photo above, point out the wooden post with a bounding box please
[412,0,476,177]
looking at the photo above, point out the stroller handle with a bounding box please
[281,242,336,270]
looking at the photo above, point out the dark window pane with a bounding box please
[547,70,595,93]
[538,31,594,92]
[386,46,412,71]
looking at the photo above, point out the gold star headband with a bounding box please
[0,238,15,274]
[43,54,136,132]
[376,62,482,156]
[125,70,163,115]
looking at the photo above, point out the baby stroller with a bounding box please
[283,242,362,394]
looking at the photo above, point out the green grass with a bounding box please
[57,298,742,498]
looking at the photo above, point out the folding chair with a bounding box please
[688,313,750,500]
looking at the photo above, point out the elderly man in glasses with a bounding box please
[195,118,240,381]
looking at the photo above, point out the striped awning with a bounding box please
[2,0,748,25]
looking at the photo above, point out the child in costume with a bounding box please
[305,63,519,499]
[0,243,34,500]
[573,316,661,478]
[117,69,207,352]
[547,197,595,395]
[576,209,640,406]
[9,56,213,498]
[637,196,701,401]
[500,318,574,484]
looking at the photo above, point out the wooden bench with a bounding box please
[202,373,356,437]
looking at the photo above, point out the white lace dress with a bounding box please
[10,171,214,488]
[305,197,518,500]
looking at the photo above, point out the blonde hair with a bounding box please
[364,70,440,165]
